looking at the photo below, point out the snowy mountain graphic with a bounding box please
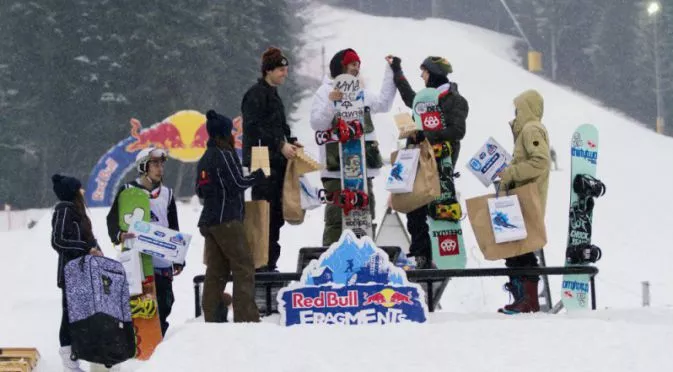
[302,231,405,287]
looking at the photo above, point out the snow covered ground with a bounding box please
[2,4,672,371]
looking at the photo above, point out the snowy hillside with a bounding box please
[1,4,672,371]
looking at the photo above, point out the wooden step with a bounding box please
[0,348,40,372]
[0,360,31,372]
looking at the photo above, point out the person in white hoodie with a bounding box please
[310,48,397,245]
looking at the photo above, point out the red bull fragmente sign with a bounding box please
[277,230,428,326]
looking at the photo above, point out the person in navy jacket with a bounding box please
[196,109,266,322]
[51,174,103,371]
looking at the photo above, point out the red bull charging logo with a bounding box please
[85,110,243,207]
[277,230,428,326]
[125,110,243,162]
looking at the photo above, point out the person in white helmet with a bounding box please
[105,146,183,336]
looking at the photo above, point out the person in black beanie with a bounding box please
[386,55,469,269]
[50,174,103,371]
[241,46,302,272]
[196,109,266,322]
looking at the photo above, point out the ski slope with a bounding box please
[1,4,672,371]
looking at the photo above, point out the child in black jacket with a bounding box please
[51,174,103,371]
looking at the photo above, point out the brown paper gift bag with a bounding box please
[465,182,547,260]
[282,158,306,225]
[251,146,271,176]
[244,200,270,269]
[293,148,323,176]
[390,139,441,213]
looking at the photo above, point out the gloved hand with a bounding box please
[252,168,267,183]
[388,55,402,74]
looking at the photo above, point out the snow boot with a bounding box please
[499,278,540,314]
[498,277,524,313]
[59,346,84,372]
[90,363,122,372]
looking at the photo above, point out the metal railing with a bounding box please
[192,265,599,317]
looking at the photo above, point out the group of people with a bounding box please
[50,45,551,370]
[51,145,184,371]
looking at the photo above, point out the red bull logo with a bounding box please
[363,288,414,308]
[124,110,244,162]
[291,291,359,309]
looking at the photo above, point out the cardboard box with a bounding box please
[467,137,513,187]
[128,221,192,264]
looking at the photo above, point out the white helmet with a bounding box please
[136,147,167,174]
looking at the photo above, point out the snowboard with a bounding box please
[333,73,373,238]
[412,88,444,132]
[117,187,163,360]
[411,88,466,269]
[561,124,604,311]
[428,153,467,269]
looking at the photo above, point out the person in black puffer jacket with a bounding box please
[196,109,266,323]
[50,174,103,371]
[386,55,469,269]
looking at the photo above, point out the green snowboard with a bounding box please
[117,187,163,360]
[428,154,467,269]
[412,88,467,269]
[412,88,444,132]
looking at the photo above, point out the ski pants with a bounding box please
[154,270,175,336]
[59,289,71,347]
[321,178,376,246]
[201,221,260,323]
[505,252,540,282]
[252,166,285,271]
[406,205,431,260]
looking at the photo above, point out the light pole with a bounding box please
[648,2,665,134]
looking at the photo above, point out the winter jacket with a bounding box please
[241,78,296,173]
[393,71,468,165]
[310,66,397,179]
[51,202,98,288]
[196,140,264,227]
[106,180,180,269]
[499,90,550,215]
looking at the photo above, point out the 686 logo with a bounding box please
[437,234,459,256]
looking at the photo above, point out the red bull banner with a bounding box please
[277,230,428,326]
[85,110,243,207]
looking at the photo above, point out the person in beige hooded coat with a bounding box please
[496,89,550,314]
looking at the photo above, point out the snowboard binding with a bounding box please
[335,118,363,143]
[429,201,462,221]
[323,189,369,215]
[573,174,606,199]
[314,119,364,145]
[431,141,453,159]
[566,243,602,264]
[129,296,158,319]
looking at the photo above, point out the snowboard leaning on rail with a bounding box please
[557,123,605,312]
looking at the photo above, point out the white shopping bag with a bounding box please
[118,249,143,296]
[487,194,528,243]
[467,137,513,187]
[385,148,420,193]
[299,176,322,210]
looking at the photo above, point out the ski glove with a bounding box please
[390,56,402,74]
[251,168,266,183]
